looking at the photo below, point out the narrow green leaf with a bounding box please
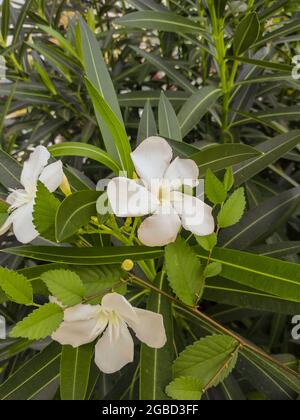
[0,148,22,189]
[60,343,94,400]
[41,270,85,307]
[0,267,33,306]
[159,92,182,141]
[137,100,157,144]
[233,12,260,55]
[1,0,10,42]
[10,304,63,340]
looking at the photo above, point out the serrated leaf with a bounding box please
[218,188,246,228]
[33,182,60,242]
[173,335,240,389]
[10,303,63,340]
[166,376,203,400]
[204,262,222,278]
[0,267,33,306]
[41,270,85,307]
[233,12,260,55]
[223,168,234,192]
[73,266,122,298]
[195,233,217,252]
[165,238,203,305]
[205,169,227,204]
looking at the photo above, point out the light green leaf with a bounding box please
[74,266,122,298]
[159,92,182,141]
[33,182,61,242]
[60,343,94,400]
[41,270,85,307]
[205,169,227,204]
[204,262,222,278]
[165,238,203,305]
[218,188,246,228]
[116,11,203,34]
[0,267,33,306]
[178,88,222,137]
[10,304,63,340]
[55,190,101,242]
[195,233,218,252]
[223,168,234,192]
[166,377,203,400]
[233,12,260,55]
[173,335,239,387]
[49,142,120,174]
[85,78,133,176]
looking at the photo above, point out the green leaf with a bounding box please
[140,273,174,400]
[166,377,203,400]
[234,131,300,187]
[219,187,300,249]
[254,18,300,49]
[116,11,203,34]
[60,343,94,400]
[173,335,239,388]
[137,100,157,143]
[10,304,63,340]
[165,238,203,305]
[49,142,120,174]
[0,342,61,400]
[196,247,300,303]
[79,17,124,161]
[85,78,133,176]
[218,188,246,228]
[73,265,122,298]
[55,190,101,242]
[118,90,189,108]
[233,12,260,55]
[41,270,85,307]
[0,267,33,306]
[0,148,22,189]
[214,0,228,19]
[195,233,217,252]
[177,88,222,137]
[230,55,292,73]
[159,92,182,141]
[191,144,261,177]
[1,0,10,43]
[33,182,61,242]
[12,0,34,46]
[204,262,222,278]
[2,246,163,265]
[205,169,227,204]
[223,168,234,192]
[38,25,78,59]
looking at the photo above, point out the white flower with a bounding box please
[0,146,64,244]
[107,136,215,247]
[52,293,167,374]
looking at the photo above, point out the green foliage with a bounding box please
[0,267,33,306]
[166,376,203,400]
[41,270,85,307]
[165,238,203,305]
[217,187,246,228]
[10,304,64,340]
[205,169,227,204]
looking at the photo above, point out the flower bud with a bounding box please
[60,174,72,197]
[121,259,134,272]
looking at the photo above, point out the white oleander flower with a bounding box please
[107,136,215,246]
[52,293,166,374]
[0,146,64,244]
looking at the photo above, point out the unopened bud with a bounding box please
[121,259,134,272]
[60,174,72,196]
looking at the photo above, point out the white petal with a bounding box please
[101,293,137,323]
[94,320,134,374]
[21,146,50,191]
[131,136,173,182]
[52,318,106,347]
[138,212,181,247]
[107,177,159,218]
[63,304,101,322]
[172,191,215,236]
[0,214,13,236]
[12,200,38,244]
[128,308,167,348]
[39,161,64,192]
[164,157,199,188]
